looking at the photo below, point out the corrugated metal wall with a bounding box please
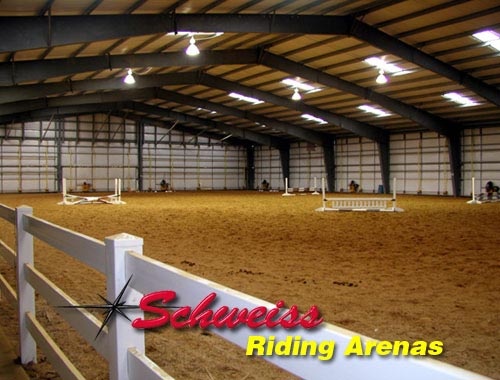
[0,115,499,196]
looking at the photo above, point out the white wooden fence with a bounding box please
[0,203,492,380]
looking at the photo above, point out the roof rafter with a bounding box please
[0,14,497,105]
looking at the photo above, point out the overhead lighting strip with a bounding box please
[472,30,500,52]
[228,92,264,105]
[442,92,479,107]
[301,114,327,124]
[358,105,391,117]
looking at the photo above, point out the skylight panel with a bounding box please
[228,92,264,105]
[301,114,327,124]
[442,92,479,107]
[472,30,500,52]
[358,105,391,117]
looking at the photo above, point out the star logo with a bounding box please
[58,275,178,339]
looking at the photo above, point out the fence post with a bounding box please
[15,205,36,364]
[105,233,145,380]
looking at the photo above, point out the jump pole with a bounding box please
[282,177,296,197]
[311,177,320,195]
[467,177,481,204]
[316,177,403,212]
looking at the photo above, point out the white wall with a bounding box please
[1,115,499,196]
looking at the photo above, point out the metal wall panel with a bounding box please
[255,146,283,190]
[462,127,500,197]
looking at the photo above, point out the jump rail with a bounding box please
[58,178,125,205]
[0,203,491,380]
[282,177,320,196]
[316,178,404,212]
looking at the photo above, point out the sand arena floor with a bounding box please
[0,191,498,380]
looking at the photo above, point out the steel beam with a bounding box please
[279,146,290,188]
[447,131,462,196]
[260,51,458,137]
[200,74,388,143]
[0,88,156,116]
[0,15,350,52]
[0,50,257,85]
[349,19,500,106]
[0,72,200,102]
[246,146,255,190]
[155,88,330,146]
[124,101,286,148]
[378,141,391,194]
[323,142,335,192]
[1,14,496,105]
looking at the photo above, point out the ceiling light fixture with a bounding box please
[292,87,302,101]
[228,92,264,105]
[442,92,479,107]
[358,105,391,117]
[376,70,388,84]
[365,57,412,84]
[123,69,135,85]
[186,36,200,56]
[281,78,319,93]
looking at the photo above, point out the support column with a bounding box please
[246,145,255,190]
[447,131,462,196]
[278,145,290,189]
[55,119,63,193]
[378,141,390,194]
[323,141,335,192]
[136,121,144,191]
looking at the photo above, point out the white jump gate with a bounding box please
[0,203,490,380]
[58,178,126,205]
[316,178,404,212]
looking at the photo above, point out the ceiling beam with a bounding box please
[0,68,387,142]
[199,73,388,143]
[123,101,286,147]
[1,14,495,105]
[0,72,200,103]
[110,110,249,146]
[348,19,500,106]
[260,51,457,137]
[0,102,251,145]
[0,49,258,85]
[0,14,350,53]
[155,88,331,146]
[0,88,156,116]
[0,84,332,145]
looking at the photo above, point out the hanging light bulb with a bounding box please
[376,69,388,84]
[123,68,135,85]
[292,87,301,101]
[186,36,200,56]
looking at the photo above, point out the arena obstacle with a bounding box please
[282,177,320,196]
[58,178,126,205]
[467,177,499,204]
[316,177,403,212]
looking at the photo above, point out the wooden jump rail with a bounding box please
[316,178,404,212]
[282,177,320,196]
[0,203,491,380]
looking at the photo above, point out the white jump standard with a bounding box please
[467,177,499,204]
[58,178,126,205]
[282,177,320,196]
[316,178,403,212]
